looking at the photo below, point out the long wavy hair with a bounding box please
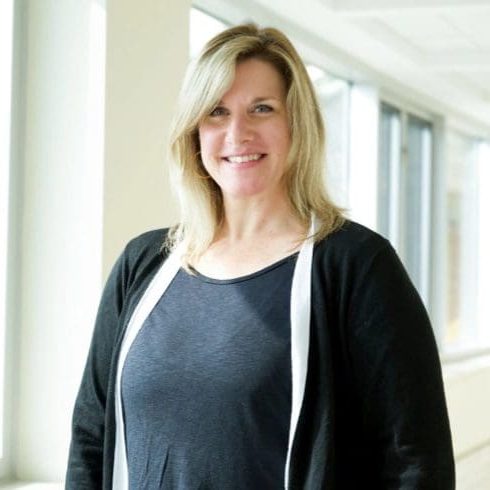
[166,23,345,265]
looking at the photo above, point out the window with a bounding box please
[378,104,401,248]
[402,115,432,302]
[307,65,350,209]
[445,131,481,350]
[0,0,14,469]
[378,104,433,305]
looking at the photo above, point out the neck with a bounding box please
[218,191,306,243]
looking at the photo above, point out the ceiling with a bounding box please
[221,0,490,136]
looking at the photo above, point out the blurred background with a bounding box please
[0,0,489,488]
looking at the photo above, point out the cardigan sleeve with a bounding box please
[65,247,130,489]
[346,240,455,489]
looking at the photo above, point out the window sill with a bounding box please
[442,351,490,382]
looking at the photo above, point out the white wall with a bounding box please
[15,0,103,480]
[11,0,188,482]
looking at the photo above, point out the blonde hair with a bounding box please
[167,23,345,264]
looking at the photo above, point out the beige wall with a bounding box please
[103,0,187,278]
[445,357,490,457]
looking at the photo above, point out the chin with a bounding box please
[218,176,284,201]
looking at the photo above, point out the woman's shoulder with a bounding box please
[315,219,391,260]
[124,228,170,257]
[311,219,405,284]
[114,228,171,278]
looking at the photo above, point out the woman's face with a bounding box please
[198,58,291,201]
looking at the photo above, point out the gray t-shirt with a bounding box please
[121,253,297,489]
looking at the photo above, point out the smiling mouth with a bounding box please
[224,153,265,164]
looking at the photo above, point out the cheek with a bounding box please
[197,130,219,178]
[197,128,206,154]
[272,122,291,154]
[198,127,219,158]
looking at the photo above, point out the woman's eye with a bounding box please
[254,104,273,113]
[209,107,227,117]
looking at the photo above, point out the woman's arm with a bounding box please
[348,241,455,489]
[65,250,129,489]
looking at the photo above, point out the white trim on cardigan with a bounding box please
[112,221,316,489]
[284,220,315,488]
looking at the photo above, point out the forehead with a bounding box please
[221,57,287,101]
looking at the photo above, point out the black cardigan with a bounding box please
[66,220,455,489]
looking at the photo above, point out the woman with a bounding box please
[66,24,455,489]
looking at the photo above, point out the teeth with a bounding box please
[227,154,262,164]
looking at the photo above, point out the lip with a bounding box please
[222,150,266,156]
[222,152,266,161]
[224,152,264,164]
[220,153,267,168]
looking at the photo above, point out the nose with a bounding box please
[224,113,254,146]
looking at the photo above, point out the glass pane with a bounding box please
[401,115,432,301]
[378,104,401,243]
[445,131,479,346]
